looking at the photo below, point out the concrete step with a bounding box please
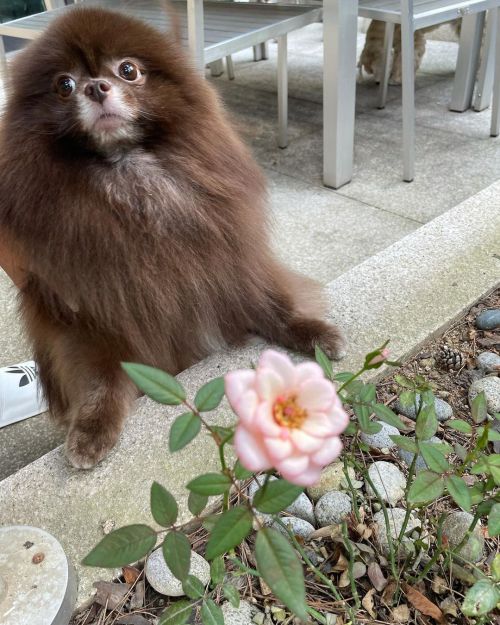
[0,180,498,609]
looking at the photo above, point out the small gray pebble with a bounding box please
[253,613,265,625]
[366,462,406,506]
[306,462,355,501]
[373,508,421,559]
[476,352,500,373]
[469,377,500,414]
[146,549,210,596]
[274,516,315,541]
[397,436,442,471]
[476,309,500,330]
[394,394,453,422]
[315,491,352,527]
[372,502,382,512]
[442,511,484,563]
[285,492,315,525]
[360,421,399,450]
[222,600,257,625]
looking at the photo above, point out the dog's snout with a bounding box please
[84,80,112,104]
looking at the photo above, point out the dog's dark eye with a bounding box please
[56,76,76,98]
[119,61,140,81]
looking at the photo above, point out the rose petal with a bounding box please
[256,367,285,401]
[297,378,335,411]
[234,389,259,426]
[294,362,325,384]
[225,370,256,409]
[234,426,273,472]
[290,428,325,453]
[259,350,296,387]
[311,436,343,466]
[277,454,309,477]
[289,465,323,487]
[256,401,282,437]
[264,436,293,461]
[325,403,350,435]
[302,411,337,437]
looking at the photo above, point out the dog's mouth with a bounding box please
[94,113,128,132]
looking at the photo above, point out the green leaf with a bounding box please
[333,371,355,384]
[446,419,473,434]
[159,600,193,625]
[211,426,234,445]
[314,345,333,380]
[188,492,208,516]
[415,402,438,441]
[359,383,376,403]
[407,471,444,505]
[390,435,418,453]
[169,412,201,452]
[477,499,495,516]
[206,507,253,560]
[395,375,415,389]
[419,442,450,473]
[399,390,416,407]
[223,583,240,608]
[195,378,225,412]
[255,528,307,620]
[471,391,488,424]
[445,475,471,512]
[121,362,185,405]
[210,556,225,585]
[253,479,304,514]
[182,575,206,599]
[187,473,231,496]
[454,443,467,461]
[492,553,500,581]
[488,503,500,537]
[469,483,485,505]
[162,531,191,582]
[462,579,500,616]
[234,460,253,480]
[373,404,408,431]
[353,402,379,434]
[151,482,178,527]
[82,524,156,568]
[201,599,224,625]
[344,421,357,436]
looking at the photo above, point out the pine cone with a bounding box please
[437,344,465,371]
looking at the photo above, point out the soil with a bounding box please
[70,289,500,625]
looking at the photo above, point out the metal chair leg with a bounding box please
[0,36,7,81]
[490,8,500,136]
[226,55,235,81]
[277,34,288,149]
[378,22,395,109]
[260,42,269,60]
[474,9,496,111]
[253,45,262,62]
[450,12,485,112]
[209,59,224,77]
[401,3,415,182]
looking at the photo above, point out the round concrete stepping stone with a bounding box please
[0,526,77,625]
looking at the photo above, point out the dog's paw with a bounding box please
[316,325,347,362]
[65,428,114,469]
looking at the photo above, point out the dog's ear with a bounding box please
[163,0,182,47]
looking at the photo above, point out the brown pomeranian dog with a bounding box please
[0,6,345,469]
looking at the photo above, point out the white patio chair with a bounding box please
[358,0,500,181]
[0,0,322,148]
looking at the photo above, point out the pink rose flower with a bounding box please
[225,350,349,486]
[367,348,390,366]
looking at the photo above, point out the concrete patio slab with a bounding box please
[0,179,498,609]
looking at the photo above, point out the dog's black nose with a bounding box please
[84,80,112,104]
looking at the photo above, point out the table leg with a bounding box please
[323,0,358,189]
[450,12,484,112]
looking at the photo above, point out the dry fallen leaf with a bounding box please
[368,561,388,592]
[332,553,349,572]
[362,588,377,619]
[122,565,141,585]
[402,582,445,623]
[116,616,151,625]
[431,575,448,595]
[93,581,131,611]
[338,569,350,588]
[392,604,410,623]
[260,577,272,596]
[130,580,145,610]
[439,597,459,617]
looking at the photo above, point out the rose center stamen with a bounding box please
[273,394,308,428]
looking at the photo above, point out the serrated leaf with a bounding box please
[82,524,156,568]
[445,475,471,512]
[159,600,193,625]
[462,579,500,616]
[315,345,333,380]
[151,482,178,527]
[419,442,450,473]
[471,391,488,424]
[373,404,408,430]
[205,507,253,560]
[223,583,240,608]
[255,528,307,620]
[210,557,225,585]
[187,473,231,496]
[488,503,500,537]
[162,531,191,582]
[201,599,224,625]
[122,363,185,405]
[415,402,438,441]
[188,492,208,516]
[446,419,473,434]
[253,479,304,514]
[234,460,253,480]
[407,471,444,505]
[333,371,355,384]
[390,435,418,453]
[169,412,201,452]
[195,378,225,412]
[182,574,206,599]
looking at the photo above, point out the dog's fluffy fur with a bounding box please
[360,19,461,85]
[0,7,345,469]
